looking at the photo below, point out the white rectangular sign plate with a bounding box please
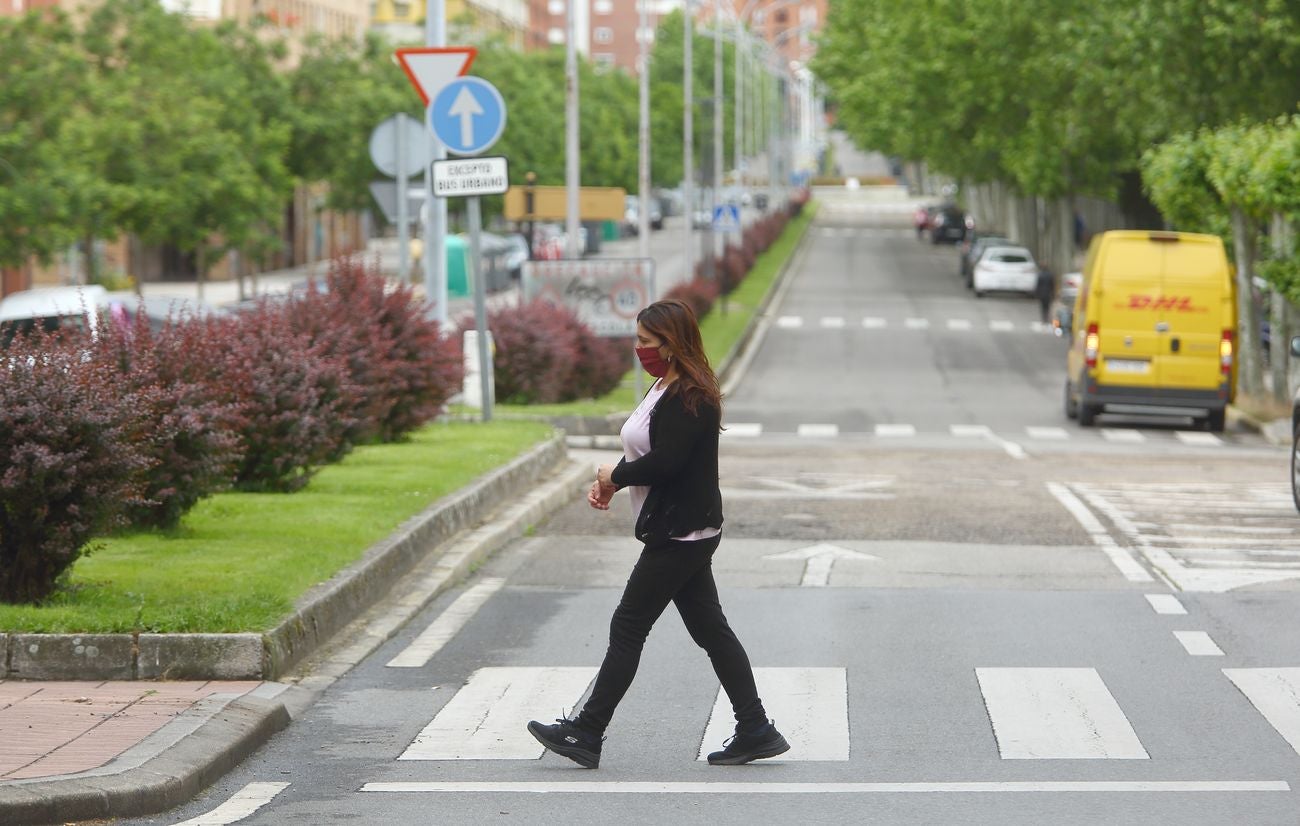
[431,156,509,198]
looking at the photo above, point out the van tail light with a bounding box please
[1085,323,1100,369]
[1220,330,1234,376]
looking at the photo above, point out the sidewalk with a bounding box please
[0,681,260,781]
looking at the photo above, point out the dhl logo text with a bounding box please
[1123,295,1201,312]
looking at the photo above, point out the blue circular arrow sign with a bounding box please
[429,76,506,157]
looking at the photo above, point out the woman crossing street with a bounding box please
[527,299,788,769]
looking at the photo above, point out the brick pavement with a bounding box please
[0,681,259,780]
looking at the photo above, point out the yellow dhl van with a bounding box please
[1065,230,1236,431]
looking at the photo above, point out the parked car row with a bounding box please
[955,229,1044,300]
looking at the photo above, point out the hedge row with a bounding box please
[666,192,809,319]
[0,259,462,604]
[459,299,628,405]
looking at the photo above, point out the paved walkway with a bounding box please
[0,681,259,780]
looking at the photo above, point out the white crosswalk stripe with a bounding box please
[951,424,993,437]
[1068,482,1300,591]
[1176,431,1223,447]
[821,317,846,329]
[698,668,849,761]
[989,320,1015,332]
[904,318,930,330]
[722,422,763,438]
[399,667,597,760]
[1102,428,1146,443]
[947,319,972,331]
[875,424,916,437]
[1026,426,1069,440]
[862,317,887,329]
[976,668,1149,759]
[797,423,839,438]
[776,315,803,329]
[1223,668,1300,756]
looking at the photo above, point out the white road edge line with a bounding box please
[1046,483,1153,582]
[359,780,1290,794]
[386,577,506,668]
[1174,631,1225,657]
[172,782,290,826]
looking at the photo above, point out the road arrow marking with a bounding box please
[449,86,484,148]
[762,543,879,587]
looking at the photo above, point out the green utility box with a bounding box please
[445,235,470,298]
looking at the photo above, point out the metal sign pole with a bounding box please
[396,120,410,283]
[467,195,493,422]
[427,0,448,327]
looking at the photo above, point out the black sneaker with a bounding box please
[527,717,603,769]
[706,720,790,765]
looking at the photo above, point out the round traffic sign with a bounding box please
[368,113,432,178]
[429,76,506,157]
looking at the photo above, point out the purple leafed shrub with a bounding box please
[287,258,463,443]
[90,311,243,529]
[0,333,151,603]
[664,277,719,320]
[213,303,357,492]
[464,299,624,404]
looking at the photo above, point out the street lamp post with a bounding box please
[683,1,694,290]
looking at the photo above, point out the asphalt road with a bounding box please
[127,186,1300,826]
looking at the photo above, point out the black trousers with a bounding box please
[575,533,767,735]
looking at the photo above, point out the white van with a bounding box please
[0,286,110,348]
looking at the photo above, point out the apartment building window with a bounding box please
[594,0,612,12]
[547,0,564,15]
[393,0,409,17]
[594,26,613,43]
[548,26,565,44]
[594,53,616,70]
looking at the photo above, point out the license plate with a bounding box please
[1106,358,1150,374]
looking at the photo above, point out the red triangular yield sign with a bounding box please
[395,47,477,107]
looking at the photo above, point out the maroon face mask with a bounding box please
[635,346,669,378]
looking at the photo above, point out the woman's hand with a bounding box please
[597,464,616,490]
[587,479,615,510]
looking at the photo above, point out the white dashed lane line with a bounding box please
[1145,594,1187,615]
[172,782,290,826]
[1174,631,1225,657]
[797,423,840,438]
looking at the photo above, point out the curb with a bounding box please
[2,433,568,682]
[0,688,290,825]
[1228,404,1291,446]
[0,443,590,826]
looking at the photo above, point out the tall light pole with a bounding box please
[638,0,651,276]
[565,0,582,260]
[682,1,694,289]
[712,1,724,267]
[424,0,447,326]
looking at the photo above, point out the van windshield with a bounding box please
[0,315,88,349]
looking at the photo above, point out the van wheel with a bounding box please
[1078,402,1098,427]
[1206,409,1226,433]
[1064,380,1078,420]
[1292,423,1300,513]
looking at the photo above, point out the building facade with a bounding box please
[524,1,827,75]
[371,0,527,47]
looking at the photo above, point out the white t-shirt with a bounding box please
[620,381,721,542]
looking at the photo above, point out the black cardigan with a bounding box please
[610,387,723,546]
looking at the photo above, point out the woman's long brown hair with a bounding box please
[638,299,722,421]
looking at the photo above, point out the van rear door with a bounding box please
[1157,237,1228,391]
[1095,238,1162,387]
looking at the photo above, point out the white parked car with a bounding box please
[0,285,109,348]
[972,246,1038,298]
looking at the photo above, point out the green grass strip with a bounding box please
[486,201,819,418]
[0,420,555,634]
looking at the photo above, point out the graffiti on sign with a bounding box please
[523,259,654,337]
